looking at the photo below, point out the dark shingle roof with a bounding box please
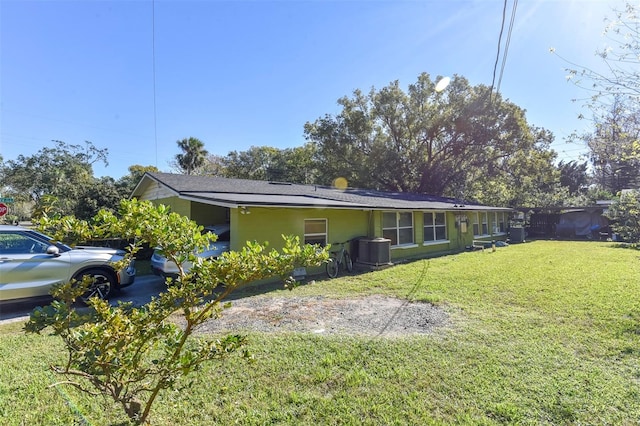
[140,172,510,211]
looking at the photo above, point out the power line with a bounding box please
[497,0,518,95]
[152,0,158,169]
[489,0,507,103]
[490,0,518,104]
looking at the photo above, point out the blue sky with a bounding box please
[1,0,622,180]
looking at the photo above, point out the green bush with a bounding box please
[25,199,329,424]
[605,190,640,242]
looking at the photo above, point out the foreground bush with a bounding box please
[25,200,328,424]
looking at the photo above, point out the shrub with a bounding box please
[25,199,329,424]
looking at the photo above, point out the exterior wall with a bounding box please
[370,210,509,262]
[468,211,510,243]
[136,181,176,200]
[135,184,192,217]
[136,184,228,227]
[165,198,192,217]
[230,206,369,252]
[138,195,192,218]
[230,206,370,277]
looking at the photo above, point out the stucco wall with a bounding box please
[367,210,500,261]
[140,196,192,217]
[231,206,369,251]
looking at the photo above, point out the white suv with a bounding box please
[0,225,136,303]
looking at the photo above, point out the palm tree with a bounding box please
[175,137,208,175]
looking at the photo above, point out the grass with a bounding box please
[1,240,639,425]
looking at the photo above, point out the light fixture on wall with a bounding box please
[240,206,251,215]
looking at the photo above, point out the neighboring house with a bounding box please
[131,172,513,265]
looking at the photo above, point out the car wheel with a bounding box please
[75,268,115,303]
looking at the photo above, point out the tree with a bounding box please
[116,164,160,195]
[268,144,318,184]
[175,137,208,175]
[605,189,640,242]
[223,146,280,181]
[26,200,329,424]
[221,144,317,184]
[75,176,127,219]
[197,153,228,176]
[0,140,109,217]
[583,98,640,192]
[555,2,640,192]
[304,73,559,206]
[557,2,639,107]
[558,160,589,195]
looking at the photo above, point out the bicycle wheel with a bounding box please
[326,257,339,278]
[344,252,353,273]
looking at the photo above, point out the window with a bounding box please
[472,213,480,236]
[424,211,447,242]
[481,212,488,235]
[473,212,489,236]
[0,232,49,255]
[490,212,507,234]
[304,219,327,246]
[383,211,414,246]
[491,212,498,234]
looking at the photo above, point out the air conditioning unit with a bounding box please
[509,227,525,243]
[358,238,371,263]
[368,238,391,266]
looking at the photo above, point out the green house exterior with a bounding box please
[132,173,512,264]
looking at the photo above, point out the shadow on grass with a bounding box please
[221,262,379,302]
[607,242,639,250]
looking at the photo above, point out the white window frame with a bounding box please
[491,212,499,235]
[304,218,327,246]
[383,211,416,248]
[481,212,489,235]
[495,212,507,234]
[472,212,480,236]
[423,211,448,244]
[473,211,490,237]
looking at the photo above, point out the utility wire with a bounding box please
[490,0,518,104]
[497,0,518,95]
[152,0,158,168]
[489,0,508,104]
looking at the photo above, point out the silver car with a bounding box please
[151,223,230,278]
[0,225,136,303]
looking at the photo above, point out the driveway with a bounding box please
[0,275,166,325]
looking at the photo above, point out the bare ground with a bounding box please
[195,295,449,337]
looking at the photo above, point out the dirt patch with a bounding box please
[196,295,448,337]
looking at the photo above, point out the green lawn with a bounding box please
[2,240,639,425]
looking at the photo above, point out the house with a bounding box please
[131,172,513,265]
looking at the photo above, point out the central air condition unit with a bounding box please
[509,226,525,243]
[358,238,371,263]
[368,237,391,266]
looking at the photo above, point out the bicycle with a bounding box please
[326,241,353,278]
